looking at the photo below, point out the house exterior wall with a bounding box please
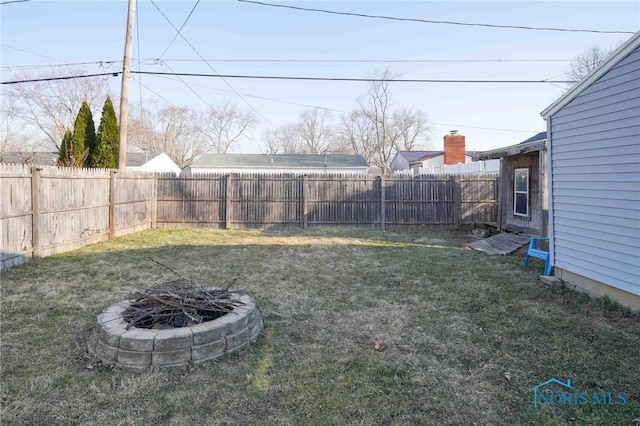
[421,155,445,170]
[501,152,546,235]
[547,45,640,300]
[390,156,410,171]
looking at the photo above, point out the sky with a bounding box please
[1,0,639,154]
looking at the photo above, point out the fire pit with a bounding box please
[88,289,263,370]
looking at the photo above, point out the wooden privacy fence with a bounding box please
[1,165,497,269]
[156,173,499,230]
[1,165,155,269]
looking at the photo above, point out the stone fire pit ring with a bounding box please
[88,292,263,370]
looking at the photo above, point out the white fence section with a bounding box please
[393,159,501,176]
[431,159,501,174]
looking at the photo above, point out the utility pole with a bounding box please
[118,0,136,170]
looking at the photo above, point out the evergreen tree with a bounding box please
[57,129,79,166]
[91,96,119,168]
[70,101,95,167]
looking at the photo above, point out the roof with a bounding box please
[519,131,547,144]
[396,150,442,163]
[126,152,162,167]
[0,151,163,168]
[471,133,546,161]
[542,31,640,118]
[0,152,58,165]
[189,154,368,169]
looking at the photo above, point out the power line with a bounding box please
[1,72,119,84]
[156,0,201,59]
[148,72,350,113]
[159,58,572,64]
[132,70,577,84]
[0,0,30,5]
[1,70,578,85]
[161,61,212,108]
[148,1,213,109]
[0,58,573,70]
[131,75,179,107]
[430,122,536,133]
[0,60,121,70]
[1,44,70,63]
[238,0,635,35]
[150,0,278,129]
[0,68,544,134]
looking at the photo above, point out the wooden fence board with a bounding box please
[1,164,499,269]
[0,165,156,268]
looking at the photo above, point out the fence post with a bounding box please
[302,175,308,229]
[109,170,117,239]
[380,175,386,231]
[31,167,42,258]
[453,175,462,229]
[225,174,233,229]
[151,173,159,229]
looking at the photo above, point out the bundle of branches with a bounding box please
[122,285,245,330]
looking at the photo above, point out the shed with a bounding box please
[183,154,369,175]
[125,152,181,176]
[472,132,547,236]
[541,31,640,309]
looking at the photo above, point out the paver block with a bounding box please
[119,328,158,351]
[118,349,152,368]
[154,327,193,352]
[220,311,248,335]
[98,319,129,346]
[192,339,226,362]
[191,321,227,345]
[95,340,118,363]
[104,301,130,315]
[152,348,192,367]
[226,328,250,352]
[249,317,264,341]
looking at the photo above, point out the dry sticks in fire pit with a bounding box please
[122,259,245,330]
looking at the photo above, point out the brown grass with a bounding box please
[1,227,638,425]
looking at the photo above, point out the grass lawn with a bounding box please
[1,227,638,425]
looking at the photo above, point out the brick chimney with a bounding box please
[443,130,466,165]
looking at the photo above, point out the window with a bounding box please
[514,168,529,217]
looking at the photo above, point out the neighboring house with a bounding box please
[390,150,444,173]
[183,154,369,175]
[472,131,547,236]
[125,152,181,176]
[541,31,640,309]
[391,131,490,175]
[0,151,180,175]
[0,151,58,166]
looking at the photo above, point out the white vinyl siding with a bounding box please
[548,45,640,297]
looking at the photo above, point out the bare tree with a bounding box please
[338,69,431,173]
[0,96,30,152]
[338,110,377,165]
[262,125,299,154]
[1,67,115,150]
[566,44,617,82]
[127,101,207,168]
[292,109,336,154]
[197,101,257,153]
[262,108,348,155]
